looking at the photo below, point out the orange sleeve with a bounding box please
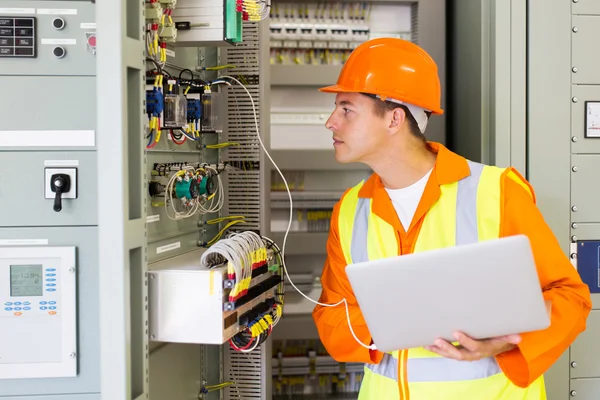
[312,198,384,364]
[495,170,592,388]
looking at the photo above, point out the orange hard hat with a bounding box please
[319,38,443,115]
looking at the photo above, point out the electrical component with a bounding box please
[187,98,201,122]
[163,93,187,128]
[268,3,415,66]
[0,247,77,379]
[201,88,221,132]
[148,233,284,345]
[159,25,177,42]
[145,2,163,20]
[151,163,225,220]
[146,74,164,148]
[171,0,243,46]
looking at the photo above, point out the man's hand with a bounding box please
[424,332,521,361]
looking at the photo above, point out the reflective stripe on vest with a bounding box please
[352,160,484,264]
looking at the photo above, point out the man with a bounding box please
[312,38,591,399]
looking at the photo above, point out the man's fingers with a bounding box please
[433,339,468,360]
[454,332,482,353]
[496,334,521,344]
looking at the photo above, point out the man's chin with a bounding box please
[334,150,355,164]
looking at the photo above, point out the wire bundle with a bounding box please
[229,302,283,353]
[163,164,224,220]
[200,231,265,298]
[237,0,270,21]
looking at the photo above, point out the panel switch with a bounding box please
[45,168,77,212]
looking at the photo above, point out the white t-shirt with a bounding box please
[384,169,432,231]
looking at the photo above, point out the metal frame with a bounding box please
[96,0,148,398]
[528,0,576,398]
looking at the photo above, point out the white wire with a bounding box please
[219,75,377,351]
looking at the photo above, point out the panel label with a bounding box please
[0,130,95,147]
[80,22,96,29]
[0,239,48,246]
[41,38,76,45]
[37,9,78,15]
[0,9,35,15]
[156,242,181,254]
[44,160,80,167]
[146,215,160,223]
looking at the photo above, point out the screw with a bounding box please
[150,274,155,279]
[572,67,578,73]
[572,223,578,229]
[572,136,578,142]
[573,0,578,2]
[572,97,578,103]
[151,334,156,339]
[571,390,577,396]
[572,206,578,212]
[571,361,578,368]
[70,352,77,358]
[570,253,578,260]
[572,166,578,172]
[69,267,75,273]
[572,235,578,242]
[573,27,579,33]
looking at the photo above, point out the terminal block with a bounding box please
[187,99,201,122]
[146,89,164,117]
[159,25,177,43]
[145,3,163,20]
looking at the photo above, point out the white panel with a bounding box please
[0,130,95,147]
[271,125,332,150]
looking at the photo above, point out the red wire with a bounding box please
[170,130,186,145]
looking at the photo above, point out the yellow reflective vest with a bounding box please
[337,160,546,400]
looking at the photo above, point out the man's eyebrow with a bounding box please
[336,100,354,106]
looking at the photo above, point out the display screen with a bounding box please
[10,264,43,297]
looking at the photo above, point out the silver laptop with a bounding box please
[345,234,550,353]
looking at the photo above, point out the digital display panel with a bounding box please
[10,264,43,296]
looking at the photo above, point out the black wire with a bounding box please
[146,57,163,74]
[179,68,194,80]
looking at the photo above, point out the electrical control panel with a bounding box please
[0,246,77,380]
[0,16,36,58]
[0,1,96,76]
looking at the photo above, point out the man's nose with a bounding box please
[325,113,336,131]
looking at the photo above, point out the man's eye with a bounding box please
[342,108,350,114]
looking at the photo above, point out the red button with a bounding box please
[87,35,96,47]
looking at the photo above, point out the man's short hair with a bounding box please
[363,94,431,142]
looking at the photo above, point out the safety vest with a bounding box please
[338,160,546,400]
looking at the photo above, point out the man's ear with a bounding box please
[389,107,406,131]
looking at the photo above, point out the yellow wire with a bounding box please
[205,64,236,71]
[206,216,245,224]
[204,142,240,149]
[206,219,245,246]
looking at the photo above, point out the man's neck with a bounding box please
[368,142,437,190]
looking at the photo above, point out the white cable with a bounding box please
[219,75,377,351]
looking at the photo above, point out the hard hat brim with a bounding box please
[318,84,349,94]
[318,84,444,115]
